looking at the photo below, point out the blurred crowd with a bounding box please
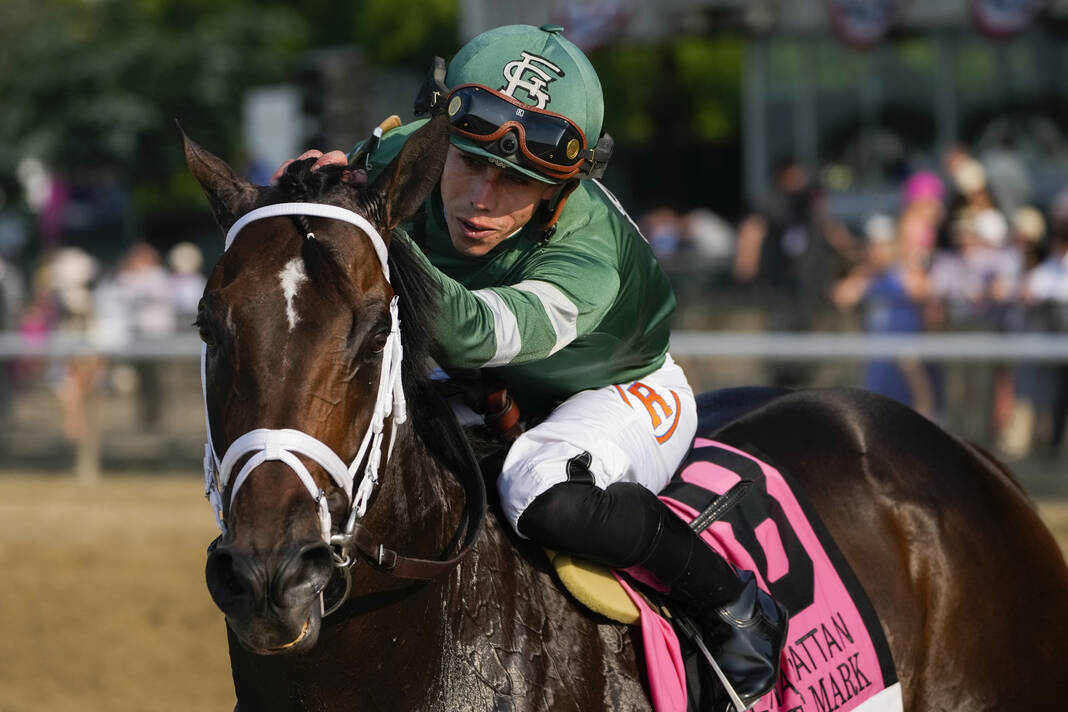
[641,144,1068,459]
[0,239,206,441]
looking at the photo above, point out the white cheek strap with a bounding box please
[203,202,405,545]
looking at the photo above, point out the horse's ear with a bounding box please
[368,115,450,231]
[179,123,261,233]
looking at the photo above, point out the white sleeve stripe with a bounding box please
[513,280,579,355]
[472,289,521,366]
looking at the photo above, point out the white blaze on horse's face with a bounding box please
[278,257,308,331]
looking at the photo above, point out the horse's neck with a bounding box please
[373,422,469,559]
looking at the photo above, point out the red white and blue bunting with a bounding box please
[826,0,904,48]
[970,0,1050,39]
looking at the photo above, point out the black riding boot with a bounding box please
[518,480,789,710]
[631,490,789,711]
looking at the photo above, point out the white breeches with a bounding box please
[498,354,698,535]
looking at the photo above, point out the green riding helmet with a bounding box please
[440,24,610,184]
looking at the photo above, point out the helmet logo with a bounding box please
[500,52,564,109]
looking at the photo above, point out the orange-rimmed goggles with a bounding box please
[446,84,591,181]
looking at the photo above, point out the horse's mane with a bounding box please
[267,158,449,441]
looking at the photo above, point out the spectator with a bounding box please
[901,170,946,238]
[0,255,25,332]
[1020,190,1068,453]
[33,247,105,447]
[734,160,858,386]
[950,157,995,220]
[834,213,936,417]
[928,209,1012,441]
[0,254,26,422]
[999,205,1049,458]
[168,241,207,323]
[928,209,1010,331]
[970,209,1023,445]
[92,242,177,429]
[640,206,685,260]
[682,208,735,263]
[981,134,1033,219]
[1010,205,1047,274]
[973,209,1018,321]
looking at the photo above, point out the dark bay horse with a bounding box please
[184,116,1068,711]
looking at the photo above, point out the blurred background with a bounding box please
[0,1,1066,710]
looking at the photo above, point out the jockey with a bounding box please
[295,24,787,708]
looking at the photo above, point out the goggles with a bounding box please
[446,84,591,181]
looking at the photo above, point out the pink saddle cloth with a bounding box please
[616,438,903,712]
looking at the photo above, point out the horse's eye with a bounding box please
[194,317,215,346]
[371,330,389,353]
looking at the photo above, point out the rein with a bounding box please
[202,202,486,614]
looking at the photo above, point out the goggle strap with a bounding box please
[582,132,614,181]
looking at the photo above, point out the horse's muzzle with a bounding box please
[206,539,334,654]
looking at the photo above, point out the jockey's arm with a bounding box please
[395,231,619,369]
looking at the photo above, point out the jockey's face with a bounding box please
[439,146,557,257]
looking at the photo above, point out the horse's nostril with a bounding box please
[301,543,333,572]
[214,553,246,596]
[297,543,334,592]
[272,543,334,608]
[206,550,256,614]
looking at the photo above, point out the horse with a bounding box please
[184,116,1068,711]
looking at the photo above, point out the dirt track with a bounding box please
[0,475,1065,712]
[0,476,232,712]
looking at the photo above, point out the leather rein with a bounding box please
[201,202,486,615]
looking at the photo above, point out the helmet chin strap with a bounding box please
[537,181,580,240]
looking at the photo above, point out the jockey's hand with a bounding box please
[270,150,349,184]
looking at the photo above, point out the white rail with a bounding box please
[668,331,1068,362]
[1,331,1067,362]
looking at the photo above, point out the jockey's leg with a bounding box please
[518,480,787,709]
[498,357,785,708]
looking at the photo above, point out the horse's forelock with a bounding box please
[298,236,359,305]
[271,158,358,208]
[263,159,372,305]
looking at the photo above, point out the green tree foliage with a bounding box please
[673,36,742,142]
[592,36,741,144]
[258,0,457,67]
[0,0,306,218]
[353,0,459,68]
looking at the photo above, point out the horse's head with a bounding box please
[183,117,449,654]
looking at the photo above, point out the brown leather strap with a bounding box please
[485,387,522,437]
[350,522,474,580]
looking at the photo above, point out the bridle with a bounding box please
[201,201,486,614]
